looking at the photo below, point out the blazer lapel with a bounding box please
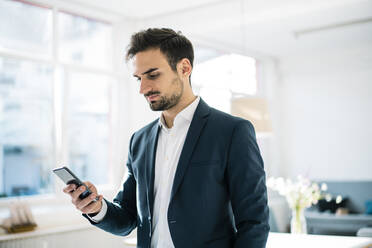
[170,99,210,201]
[145,122,161,218]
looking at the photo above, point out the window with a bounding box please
[58,11,112,69]
[0,0,115,199]
[0,58,54,197]
[193,46,257,113]
[67,72,112,185]
[0,0,52,57]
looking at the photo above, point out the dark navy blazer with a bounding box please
[85,98,269,248]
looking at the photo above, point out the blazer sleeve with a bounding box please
[227,120,270,248]
[83,134,138,236]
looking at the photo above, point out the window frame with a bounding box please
[0,0,122,208]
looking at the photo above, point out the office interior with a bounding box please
[0,0,371,247]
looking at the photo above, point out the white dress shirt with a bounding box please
[90,97,200,248]
[151,96,200,247]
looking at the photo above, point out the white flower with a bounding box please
[335,195,343,204]
[266,175,323,211]
[325,194,332,202]
[321,183,328,191]
[266,177,275,188]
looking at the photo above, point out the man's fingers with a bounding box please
[62,181,101,214]
[76,193,97,210]
[63,184,76,194]
[84,181,93,187]
[83,181,97,194]
[71,185,86,200]
[81,195,103,214]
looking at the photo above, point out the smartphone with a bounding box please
[53,166,94,200]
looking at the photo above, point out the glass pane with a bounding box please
[199,87,232,113]
[194,45,224,64]
[0,57,54,198]
[58,12,113,69]
[0,0,52,57]
[193,53,257,95]
[67,72,111,185]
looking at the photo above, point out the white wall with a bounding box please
[272,46,372,181]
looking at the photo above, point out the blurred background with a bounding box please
[0,0,371,247]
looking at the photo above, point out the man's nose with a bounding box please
[139,79,151,95]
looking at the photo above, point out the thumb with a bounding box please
[84,181,97,194]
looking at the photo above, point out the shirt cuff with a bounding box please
[88,199,107,223]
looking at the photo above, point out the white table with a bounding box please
[267,232,372,248]
[124,232,372,248]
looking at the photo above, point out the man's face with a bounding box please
[132,49,184,111]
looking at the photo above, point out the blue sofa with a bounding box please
[305,181,372,236]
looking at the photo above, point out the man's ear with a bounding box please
[178,58,192,78]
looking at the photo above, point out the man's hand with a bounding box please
[63,181,103,215]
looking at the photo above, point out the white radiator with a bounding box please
[0,225,135,248]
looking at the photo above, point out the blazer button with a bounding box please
[169,220,176,224]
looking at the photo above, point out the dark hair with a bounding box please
[126,28,194,73]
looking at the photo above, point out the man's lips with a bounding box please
[147,94,159,101]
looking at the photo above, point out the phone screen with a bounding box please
[53,167,82,185]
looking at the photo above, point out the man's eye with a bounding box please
[148,74,159,79]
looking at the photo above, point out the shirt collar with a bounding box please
[158,96,200,130]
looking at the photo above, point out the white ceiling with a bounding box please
[64,0,225,18]
[65,0,372,58]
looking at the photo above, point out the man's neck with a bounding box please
[162,94,197,128]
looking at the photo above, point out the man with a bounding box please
[63,28,269,248]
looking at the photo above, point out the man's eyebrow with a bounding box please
[133,68,159,78]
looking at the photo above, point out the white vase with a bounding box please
[290,207,307,234]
